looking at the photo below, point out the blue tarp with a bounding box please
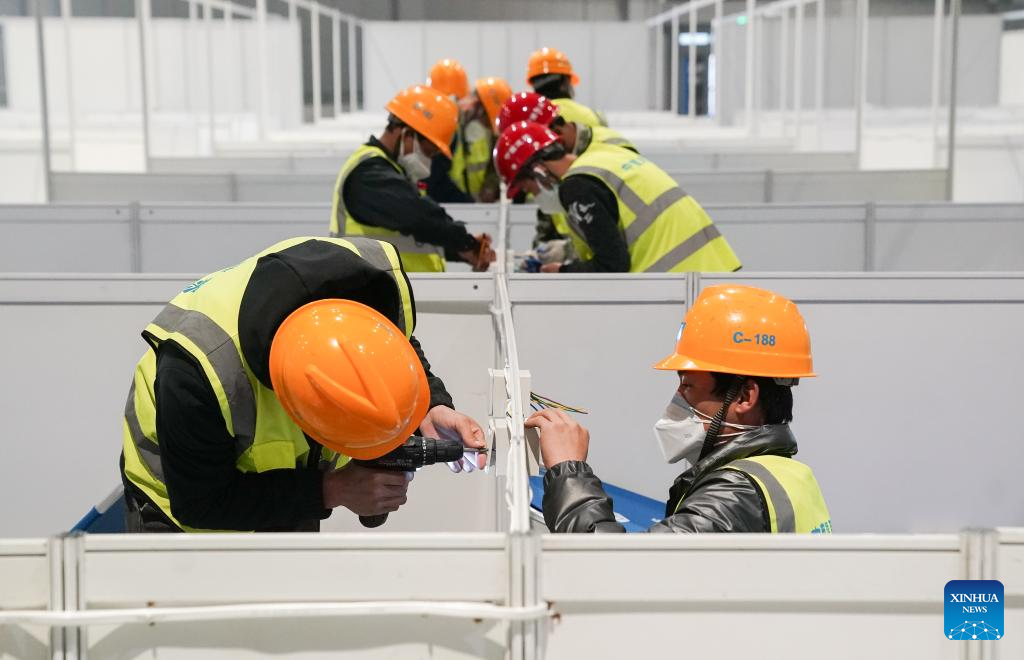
[71,485,127,533]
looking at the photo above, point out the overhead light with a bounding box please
[678,32,712,47]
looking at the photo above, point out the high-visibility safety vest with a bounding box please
[449,126,493,199]
[675,455,833,534]
[330,144,446,273]
[552,98,605,128]
[591,125,637,152]
[564,145,742,272]
[121,236,417,532]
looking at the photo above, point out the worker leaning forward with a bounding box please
[119,237,487,532]
[526,47,607,128]
[495,122,741,273]
[330,85,495,273]
[530,285,833,534]
[449,77,512,202]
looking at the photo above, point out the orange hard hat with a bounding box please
[654,285,815,379]
[386,85,458,159]
[526,47,579,86]
[269,299,430,460]
[427,58,470,99]
[475,77,513,134]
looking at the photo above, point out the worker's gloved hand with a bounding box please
[458,233,496,272]
[447,451,484,474]
[322,463,410,516]
[535,239,570,264]
[419,405,487,472]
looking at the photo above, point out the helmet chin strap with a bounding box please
[697,377,743,461]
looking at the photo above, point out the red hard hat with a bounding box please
[496,92,559,134]
[493,121,560,199]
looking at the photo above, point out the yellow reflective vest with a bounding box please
[450,126,494,200]
[675,455,833,534]
[330,144,446,273]
[591,125,637,152]
[121,237,417,532]
[563,145,741,272]
[552,98,606,128]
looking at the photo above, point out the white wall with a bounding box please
[360,20,649,113]
[1001,30,1024,106]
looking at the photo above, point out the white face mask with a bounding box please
[534,182,564,215]
[398,132,432,183]
[463,119,490,144]
[652,392,761,467]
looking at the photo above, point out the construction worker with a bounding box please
[497,91,637,155]
[449,77,513,202]
[494,122,741,273]
[423,58,476,204]
[496,91,637,255]
[330,85,494,272]
[120,237,488,533]
[530,284,832,534]
[526,47,606,128]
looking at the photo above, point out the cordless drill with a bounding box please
[353,435,466,528]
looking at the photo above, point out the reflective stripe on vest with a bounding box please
[331,145,446,273]
[122,237,414,531]
[719,455,832,534]
[565,146,741,273]
[551,98,604,128]
[450,129,493,198]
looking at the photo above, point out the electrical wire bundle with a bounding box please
[529,391,588,414]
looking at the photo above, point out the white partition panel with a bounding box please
[0,204,134,272]
[75,534,509,660]
[0,540,54,660]
[541,535,962,660]
[510,275,692,497]
[993,528,1024,660]
[699,273,1024,533]
[0,274,499,538]
[772,169,948,203]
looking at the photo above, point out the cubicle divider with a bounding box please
[47,169,948,205]
[4,202,1023,273]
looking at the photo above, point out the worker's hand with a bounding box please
[540,263,561,273]
[525,409,590,468]
[459,234,496,272]
[420,405,488,471]
[322,463,410,516]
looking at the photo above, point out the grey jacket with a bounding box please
[542,425,800,533]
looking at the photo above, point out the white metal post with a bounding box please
[687,6,696,117]
[946,0,961,200]
[59,0,76,170]
[745,0,755,133]
[794,0,804,143]
[780,10,790,136]
[310,4,321,123]
[33,0,52,202]
[815,0,825,147]
[714,0,723,123]
[655,21,665,111]
[332,15,341,118]
[670,13,679,114]
[930,0,944,167]
[854,0,869,168]
[348,20,358,112]
[205,0,216,153]
[256,0,269,140]
[136,0,152,169]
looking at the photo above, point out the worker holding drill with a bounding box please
[530,285,832,534]
[119,237,486,533]
[330,85,495,272]
[494,122,741,273]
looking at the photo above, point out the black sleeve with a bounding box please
[542,461,769,534]
[154,342,330,531]
[423,154,475,204]
[542,461,626,533]
[557,176,631,273]
[410,335,455,411]
[343,157,478,254]
[648,471,769,533]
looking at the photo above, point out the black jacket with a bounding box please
[542,425,800,533]
[342,137,478,259]
[121,239,455,532]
